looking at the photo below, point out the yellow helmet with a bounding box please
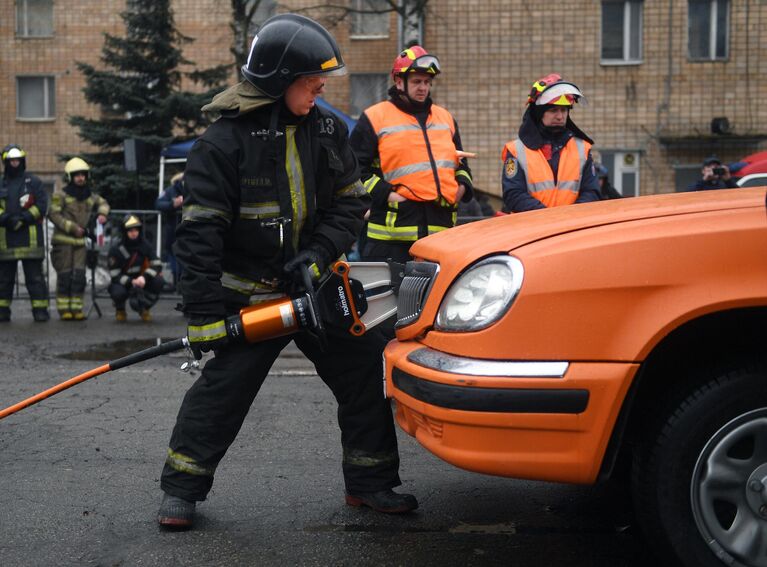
[122,214,142,230]
[65,157,90,182]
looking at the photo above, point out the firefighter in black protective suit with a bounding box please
[107,214,164,322]
[0,145,49,322]
[157,14,417,528]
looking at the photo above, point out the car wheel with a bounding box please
[632,364,767,567]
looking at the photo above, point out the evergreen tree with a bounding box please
[69,0,229,209]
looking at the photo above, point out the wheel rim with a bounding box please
[691,408,767,567]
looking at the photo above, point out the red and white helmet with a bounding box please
[391,45,441,81]
[527,73,586,107]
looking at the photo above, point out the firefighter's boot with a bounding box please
[345,489,418,514]
[115,309,127,322]
[32,308,50,322]
[157,492,195,528]
[140,309,152,322]
[72,311,86,321]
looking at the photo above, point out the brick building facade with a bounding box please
[2,0,765,200]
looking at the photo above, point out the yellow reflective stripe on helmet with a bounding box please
[165,449,215,477]
[187,319,227,342]
[182,205,232,224]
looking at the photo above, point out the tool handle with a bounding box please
[110,338,187,370]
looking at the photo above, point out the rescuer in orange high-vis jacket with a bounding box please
[501,73,601,213]
[350,46,473,265]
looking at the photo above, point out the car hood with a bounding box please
[410,188,766,266]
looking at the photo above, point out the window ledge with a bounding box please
[16,117,56,123]
[15,34,55,39]
[600,59,643,66]
[687,57,730,63]
[349,34,390,40]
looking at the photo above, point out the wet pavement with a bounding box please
[0,297,658,566]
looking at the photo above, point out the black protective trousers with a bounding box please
[0,259,48,305]
[161,322,401,502]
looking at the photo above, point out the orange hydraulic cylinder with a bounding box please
[239,298,300,343]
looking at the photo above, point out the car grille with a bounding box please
[395,261,439,328]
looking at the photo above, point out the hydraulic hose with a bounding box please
[0,338,187,421]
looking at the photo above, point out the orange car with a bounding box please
[385,187,767,567]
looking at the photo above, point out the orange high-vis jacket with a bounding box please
[364,101,460,204]
[502,137,592,208]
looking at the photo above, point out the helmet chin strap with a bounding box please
[397,74,427,108]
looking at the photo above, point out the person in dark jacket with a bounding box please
[154,172,186,289]
[0,145,49,322]
[349,45,473,265]
[157,14,416,529]
[502,74,601,213]
[596,164,623,199]
[686,156,738,191]
[107,214,164,322]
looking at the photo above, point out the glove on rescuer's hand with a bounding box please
[187,315,228,360]
[283,245,331,283]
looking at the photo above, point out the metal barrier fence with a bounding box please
[11,209,172,305]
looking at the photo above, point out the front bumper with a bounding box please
[385,340,638,484]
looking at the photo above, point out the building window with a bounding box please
[601,1,642,63]
[16,0,54,37]
[598,151,640,196]
[350,74,388,118]
[688,0,729,60]
[16,76,56,120]
[350,0,390,38]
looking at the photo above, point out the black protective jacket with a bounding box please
[0,164,47,260]
[175,101,368,317]
[108,232,163,288]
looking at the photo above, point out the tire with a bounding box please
[632,364,767,567]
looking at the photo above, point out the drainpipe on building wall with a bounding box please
[397,0,424,50]
[651,0,675,194]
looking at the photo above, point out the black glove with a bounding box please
[83,227,96,242]
[187,314,229,360]
[283,245,331,284]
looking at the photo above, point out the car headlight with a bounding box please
[435,255,523,332]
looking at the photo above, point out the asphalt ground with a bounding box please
[0,296,658,567]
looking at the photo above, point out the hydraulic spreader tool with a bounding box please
[0,261,403,421]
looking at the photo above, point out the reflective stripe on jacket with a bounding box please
[364,101,459,204]
[502,137,591,208]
